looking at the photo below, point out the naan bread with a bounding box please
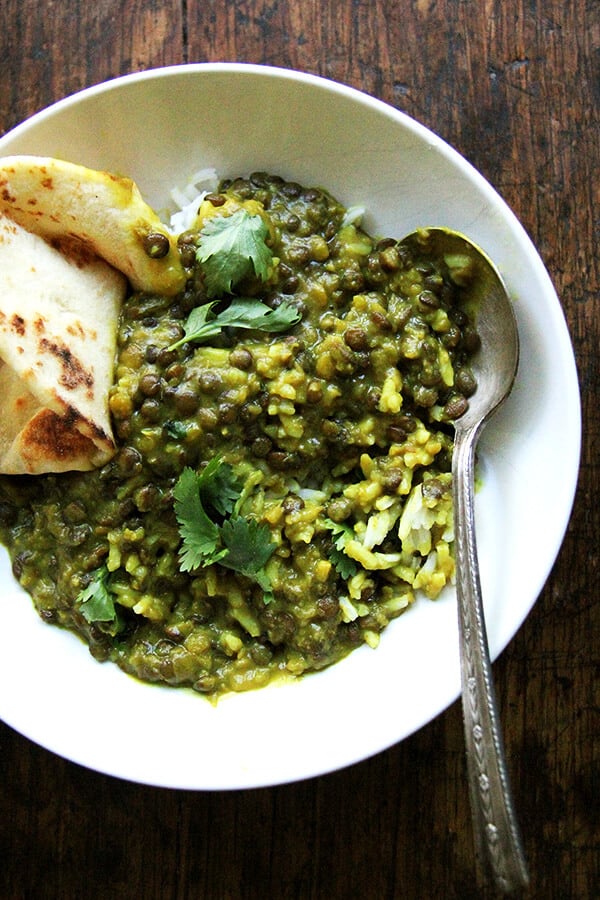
[0,155,185,296]
[0,212,126,474]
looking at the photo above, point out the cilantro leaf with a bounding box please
[254,570,275,605]
[197,455,241,518]
[219,517,276,604]
[196,209,274,296]
[219,517,277,576]
[77,566,123,632]
[169,297,300,350]
[173,460,277,602]
[173,466,228,571]
[324,518,360,579]
[330,544,359,580]
[205,297,299,335]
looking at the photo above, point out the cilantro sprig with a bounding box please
[173,458,277,602]
[219,517,276,600]
[324,518,359,580]
[77,565,124,634]
[169,207,301,350]
[173,465,228,571]
[169,296,300,350]
[196,208,274,297]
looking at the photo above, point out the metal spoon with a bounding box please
[401,228,529,892]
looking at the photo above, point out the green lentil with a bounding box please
[0,173,480,699]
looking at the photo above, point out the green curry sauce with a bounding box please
[0,173,480,697]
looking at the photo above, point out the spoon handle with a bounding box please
[452,425,530,893]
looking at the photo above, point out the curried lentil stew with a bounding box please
[0,172,481,698]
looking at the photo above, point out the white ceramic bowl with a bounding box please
[0,64,580,789]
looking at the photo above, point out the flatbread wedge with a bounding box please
[0,155,185,296]
[0,212,126,474]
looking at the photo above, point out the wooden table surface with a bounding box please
[0,2,597,898]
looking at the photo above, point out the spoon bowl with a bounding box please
[400,227,527,892]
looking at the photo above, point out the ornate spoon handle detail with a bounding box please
[452,423,530,893]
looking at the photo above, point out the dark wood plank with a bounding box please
[0,0,184,135]
[0,1,598,898]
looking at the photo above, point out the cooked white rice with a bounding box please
[168,167,219,233]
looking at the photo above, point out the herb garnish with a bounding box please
[173,458,276,602]
[196,208,274,297]
[169,296,300,350]
[218,517,276,601]
[324,519,359,579]
[173,465,228,571]
[77,565,123,633]
[169,207,301,350]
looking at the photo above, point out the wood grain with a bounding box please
[0,1,598,897]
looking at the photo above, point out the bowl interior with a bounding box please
[0,64,580,789]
